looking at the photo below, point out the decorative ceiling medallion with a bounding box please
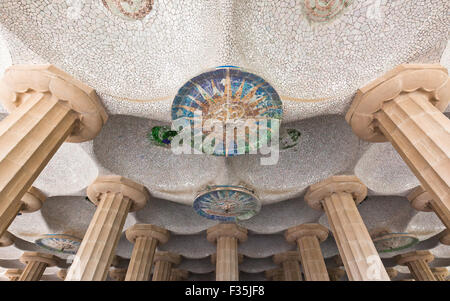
[304,0,353,23]
[171,66,283,157]
[193,185,261,222]
[35,234,82,255]
[102,0,153,20]
[372,232,419,253]
[147,125,178,148]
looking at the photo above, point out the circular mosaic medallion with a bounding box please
[171,66,282,156]
[35,234,82,255]
[304,0,353,23]
[373,233,419,253]
[102,0,153,20]
[193,186,261,222]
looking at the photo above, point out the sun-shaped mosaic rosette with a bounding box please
[193,185,261,222]
[372,233,419,253]
[171,66,283,157]
[304,0,353,23]
[35,234,82,255]
[102,0,153,20]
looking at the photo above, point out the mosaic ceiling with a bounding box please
[0,1,448,281]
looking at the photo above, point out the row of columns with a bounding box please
[0,64,448,281]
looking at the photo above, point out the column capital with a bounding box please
[57,269,67,280]
[407,186,433,212]
[109,268,127,281]
[431,267,449,279]
[4,269,23,280]
[154,251,181,265]
[440,229,450,245]
[87,175,150,212]
[211,253,244,264]
[0,64,108,142]
[171,269,189,280]
[273,251,301,264]
[20,187,46,213]
[125,224,170,245]
[345,64,450,142]
[285,223,329,243]
[304,175,367,211]
[206,223,248,243]
[265,268,284,280]
[386,267,398,280]
[396,250,434,266]
[0,231,14,247]
[19,252,58,267]
[327,267,345,280]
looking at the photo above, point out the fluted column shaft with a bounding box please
[405,260,436,281]
[66,192,131,281]
[216,236,239,281]
[0,93,78,237]
[323,192,390,281]
[152,260,173,281]
[281,259,302,281]
[375,92,450,223]
[296,236,329,281]
[18,261,48,281]
[125,236,158,281]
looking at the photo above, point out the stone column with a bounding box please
[125,224,170,281]
[57,269,67,280]
[18,252,57,281]
[305,175,390,281]
[408,186,450,231]
[346,64,450,226]
[431,267,449,281]
[440,229,450,246]
[327,268,345,281]
[285,224,330,281]
[109,268,127,281]
[66,176,149,281]
[4,269,22,281]
[169,269,189,281]
[0,231,14,248]
[265,268,284,281]
[152,252,181,281]
[0,65,107,239]
[386,268,398,280]
[207,224,248,281]
[396,250,437,281]
[273,251,303,281]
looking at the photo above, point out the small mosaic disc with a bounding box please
[193,186,261,222]
[171,66,282,156]
[373,233,419,253]
[147,126,179,148]
[35,234,82,255]
[280,128,301,150]
[102,0,153,20]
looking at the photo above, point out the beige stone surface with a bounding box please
[396,250,437,281]
[109,268,127,281]
[4,269,22,281]
[327,267,346,281]
[431,267,449,281]
[273,251,303,281]
[66,176,149,281]
[265,268,284,281]
[18,252,57,281]
[152,251,181,281]
[285,224,329,281]
[169,269,189,281]
[125,224,169,281]
[305,176,390,281]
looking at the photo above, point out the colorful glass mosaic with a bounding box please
[102,0,153,20]
[280,128,301,150]
[304,0,353,23]
[171,66,283,157]
[35,234,82,255]
[193,185,261,222]
[147,126,179,148]
[372,233,419,253]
